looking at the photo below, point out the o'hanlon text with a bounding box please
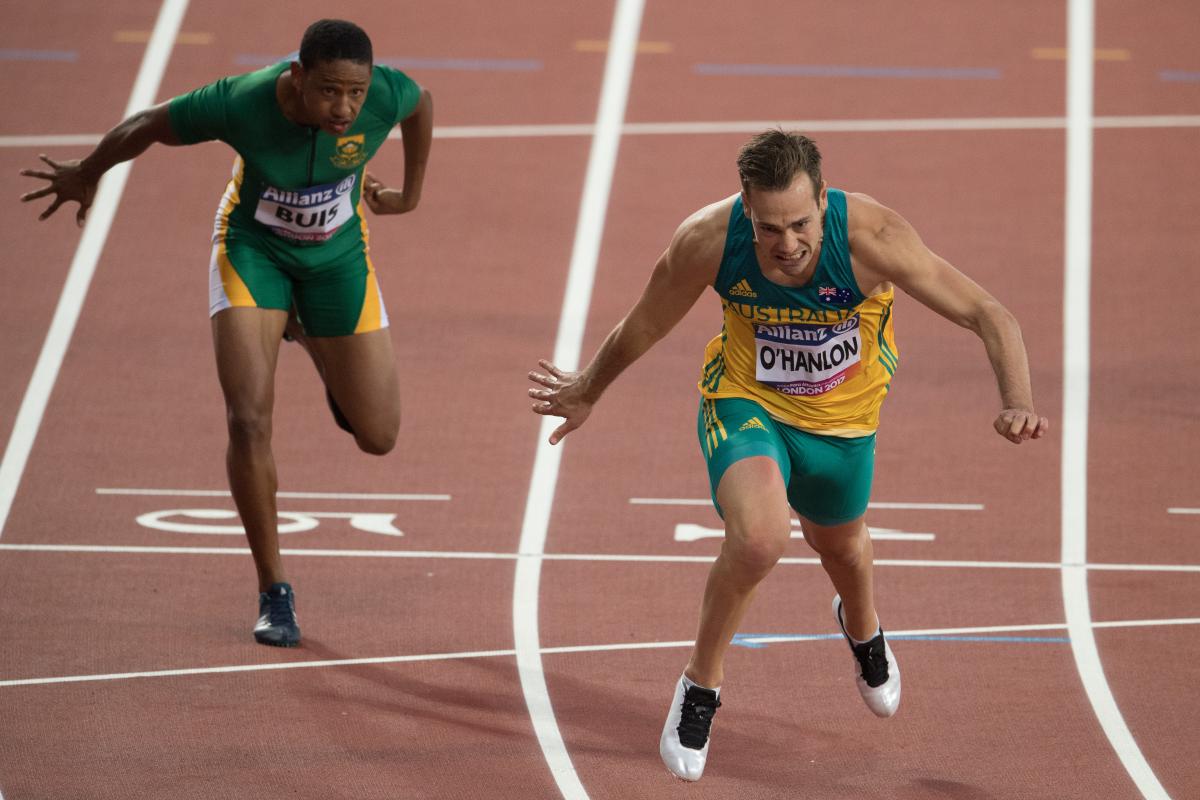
[753,314,864,397]
[758,336,860,373]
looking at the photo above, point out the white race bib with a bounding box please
[254,174,357,242]
[754,315,862,396]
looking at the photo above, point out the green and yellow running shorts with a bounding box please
[697,396,876,526]
[207,223,388,337]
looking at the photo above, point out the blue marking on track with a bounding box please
[694,63,1001,80]
[233,53,542,72]
[1160,70,1200,82]
[0,49,78,62]
[732,632,1069,649]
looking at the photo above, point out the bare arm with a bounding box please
[363,88,433,215]
[849,194,1049,444]
[20,102,181,225]
[528,203,726,444]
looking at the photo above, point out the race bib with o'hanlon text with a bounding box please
[754,314,862,396]
[254,174,356,242]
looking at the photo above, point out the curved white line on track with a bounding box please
[1062,2,1169,798]
[0,0,189,539]
[512,1,643,798]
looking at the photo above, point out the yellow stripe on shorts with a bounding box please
[214,160,254,307]
[703,399,728,456]
[353,200,384,333]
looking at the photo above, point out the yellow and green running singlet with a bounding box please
[698,190,899,437]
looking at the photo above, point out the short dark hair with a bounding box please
[299,19,373,69]
[736,130,823,198]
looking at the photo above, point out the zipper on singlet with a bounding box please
[307,128,317,185]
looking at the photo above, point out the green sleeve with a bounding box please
[375,65,422,124]
[167,77,232,145]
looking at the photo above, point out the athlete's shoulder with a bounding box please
[364,64,422,123]
[215,62,287,100]
[666,194,736,275]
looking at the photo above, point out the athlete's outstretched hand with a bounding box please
[20,155,97,225]
[362,171,418,216]
[529,359,593,445]
[993,408,1049,444]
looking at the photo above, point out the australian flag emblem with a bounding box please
[818,286,855,305]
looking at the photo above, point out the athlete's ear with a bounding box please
[817,179,828,213]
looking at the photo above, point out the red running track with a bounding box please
[1,1,1198,798]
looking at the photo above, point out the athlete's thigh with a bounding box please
[305,328,399,435]
[781,428,876,526]
[698,397,793,535]
[211,307,289,412]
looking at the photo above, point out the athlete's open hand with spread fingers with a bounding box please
[20,154,97,225]
[994,408,1049,444]
[528,359,593,445]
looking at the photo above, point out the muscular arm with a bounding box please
[20,102,181,224]
[363,88,433,215]
[848,193,1049,443]
[529,203,727,443]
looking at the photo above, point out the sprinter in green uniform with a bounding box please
[21,19,434,648]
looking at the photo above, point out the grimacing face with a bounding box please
[290,58,372,136]
[742,173,828,279]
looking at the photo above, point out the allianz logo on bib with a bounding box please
[254,175,357,242]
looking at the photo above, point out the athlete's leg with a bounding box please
[799,515,878,641]
[685,456,793,688]
[303,329,400,455]
[211,306,289,591]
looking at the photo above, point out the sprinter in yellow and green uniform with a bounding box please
[528,130,1048,781]
[22,19,434,649]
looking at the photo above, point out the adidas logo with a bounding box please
[728,279,757,298]
[739,417,767,432]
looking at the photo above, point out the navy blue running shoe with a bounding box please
[254,582,301,647]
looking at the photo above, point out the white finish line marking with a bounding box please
[3,616,1196,690]
[97,487,449,501]
[674,523,934,542]
[631,498,982,510]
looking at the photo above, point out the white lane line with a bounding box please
[4,616,1196,690]
[96,488,449,500]
[513,2,643,797]
[5,115,1200,148]
[4,542,1199,573]
[631,497,983,510]
[0,0,189,541]
[1167,508,1199,515]
[1062,3,1168,799]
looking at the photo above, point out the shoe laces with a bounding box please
[263,589,295,627]
[676,685,721,750]
[852,635,889,688]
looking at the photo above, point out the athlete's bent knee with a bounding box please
[354,421,399,456]
[807,525,867,568]
[722,530,787,582]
